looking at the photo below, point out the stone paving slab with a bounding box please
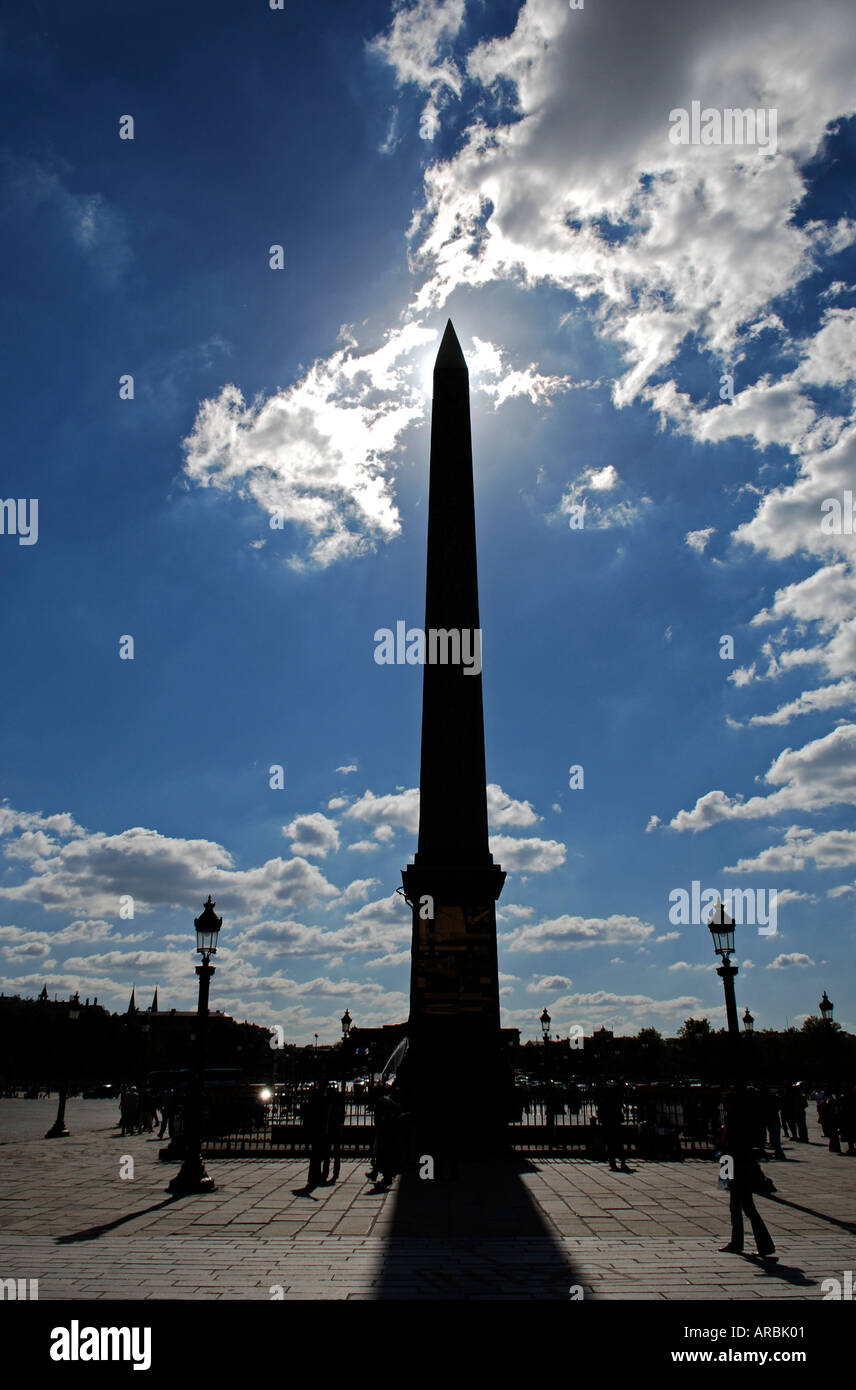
[0,1100,852,1300]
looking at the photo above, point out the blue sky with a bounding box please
[1,0,855,1042]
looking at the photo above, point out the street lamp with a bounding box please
[340,1010,353,1094]
[742,1008,754,1034]
[167,895,221,1195]
[45,998,81,1138]
[707,900,740,1039]
[819,991,834,1024]
[539,1008,552,1100]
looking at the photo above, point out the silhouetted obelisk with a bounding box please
[401,320,507,1151]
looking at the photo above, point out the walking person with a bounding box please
[826,1090,842,1154]
[779,1086,796,1140]
[719,1089,777,1263]
[119,1085,139,1137]
[597,1082,630,1173]
[792,1086,808,1142]
[759,1084,785,1159]
[303,1081,332,1190]
[138,1086,156,1134]
[366,1082,401,1188]
[158,1088,175,1140]
[326,1084,346,1184]
[841,1086,856,1156]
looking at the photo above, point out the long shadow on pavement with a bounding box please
[375,1154,582,1300]
[763,1194,856,1236]
[56,1196,181,1244]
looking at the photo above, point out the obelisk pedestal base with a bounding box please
[398,1019,512,1162]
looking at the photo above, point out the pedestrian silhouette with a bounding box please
[596,1081,631,1173]
[158,1088,175,1139]
[719,1088,777,1262]
[366,1082,401,1188]
[119,1085,139,1136]
[303,1081,332,1189]
[779,1085,796,1140]
[326,1084,346,1183]
[792,1085,808,1143]
[758,1083,785,1159]
[823,1088,842,1153]
[138,1087,156,1134]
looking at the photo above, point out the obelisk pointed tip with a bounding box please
[434,318,467,372]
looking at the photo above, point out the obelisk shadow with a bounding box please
[375,1152,582,1300]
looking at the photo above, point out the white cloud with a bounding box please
[502,913,654,951]
[775,888,814,905]
[282,812,340,859]
[489,834,566,872]
[340,878,381,903]
[734,680,856,728]
[722,825,856,874]
[669,724,856,831]
[526,974,573,992]
[0,803,339,920]
[588,465,618,491]
[686,527,715,554]
[767,952,815,969]
[470,335,578,408]
[344,787,420,835]
[729,665,757,689]
[183,323,436,570]
[408,0,856,398]
[543,991,704,1030]
[486,783,539,828]
[559,465,650,531]
[364,948,411,968]
[343,782,544,841]
[368,0,466,141]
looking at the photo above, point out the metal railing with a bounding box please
[200,1083,724,1157]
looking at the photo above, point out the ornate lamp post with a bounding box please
[45,997,81,1138]
[539,1008,552,1135]
[742,1008,754,1034]
[168,895,221,1195]
[540,1006,551,1079]
[819,991,834,1024]
[340,1009,352,1092]
[707,901,740,1039]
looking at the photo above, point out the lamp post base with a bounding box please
[167,1153,215,1195]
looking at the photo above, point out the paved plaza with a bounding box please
[1,1099,853,1300]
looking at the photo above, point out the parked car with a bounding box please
[82,1083,116,1099]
